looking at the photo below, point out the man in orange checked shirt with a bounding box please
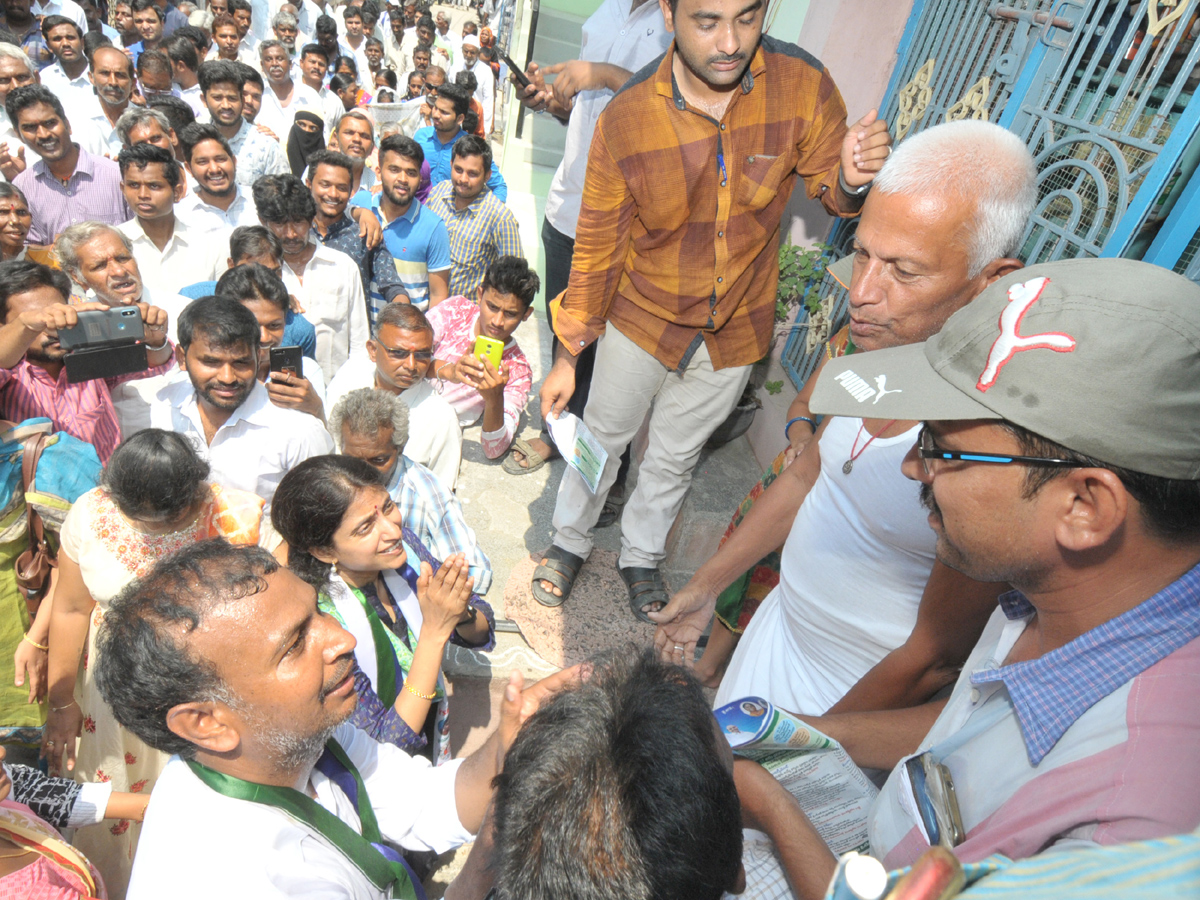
[533,0,891,622]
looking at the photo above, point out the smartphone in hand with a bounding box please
[269,345,303,378]
[473,335,504,369]
[502,53,531,89]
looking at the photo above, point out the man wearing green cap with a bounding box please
[733,257,1200,899]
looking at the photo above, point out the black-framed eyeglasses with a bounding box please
[377,345,433,363]
[916,425,1084,476]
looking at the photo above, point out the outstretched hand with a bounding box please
[650,580,719,669]
[840,108,892,189]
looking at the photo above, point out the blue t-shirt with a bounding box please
[348,195,452,313]
[413,126,507,202]
[179,280,318,360]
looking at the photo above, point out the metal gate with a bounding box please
[782,0,1200,389]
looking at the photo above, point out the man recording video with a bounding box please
[0,260,176,462]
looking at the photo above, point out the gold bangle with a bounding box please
[405,682,437,701]
[50,699,78,712]
[22,633,48,652]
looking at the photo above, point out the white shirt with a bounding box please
[447,58,494,134]
[74,104,125,156]
[256,79,324,142]
[543,0,671,238]
[326,355,463,489]
[32,0,86,31]
[151,378,333,512]
[118,215,228,298]
[715,418,935,715]
[105,287,192,434]
[178,185,261,231]
[281,238,370,382]
[179,83,205,117]
[226,118,291,186]
[39,61,95,114]
[128,723,470,900]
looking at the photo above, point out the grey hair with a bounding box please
[871,120,1037,277]
[258,38,285,58]
[0,43,34,75]
[0,182,27,206]
[187,8,213,28]
[115,106,172,146]
[328,388,409,454]
[271,9,297,28]
[337,107,375,141]
[54,222,134,278]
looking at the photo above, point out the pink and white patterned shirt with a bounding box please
[426,295,531,459]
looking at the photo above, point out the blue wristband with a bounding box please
[785,416,817,441]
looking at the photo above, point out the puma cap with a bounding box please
[809,258,1200,479]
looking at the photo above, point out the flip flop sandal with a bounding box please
[531,545,585,608]
[596,484,627,529]
[619,565,669,625]
[502,437,548,476]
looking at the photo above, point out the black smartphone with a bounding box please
[269,345,303,378]
[57,307,144,351]
[502,53,530,89]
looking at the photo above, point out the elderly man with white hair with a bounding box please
[447,34,492,134]
[654,121,1041,718]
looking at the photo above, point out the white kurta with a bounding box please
[281,238,370,382]
[129,723,470,899]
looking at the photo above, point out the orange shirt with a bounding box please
[552,37,857,371]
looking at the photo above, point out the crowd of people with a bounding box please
[0,0,1196,898]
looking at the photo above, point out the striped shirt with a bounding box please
[386,455,493,594]
[314,213,407,326]
[0,354,176,462]
[552,36,855,372]
[15,147,132,245]
[425,180,523,299]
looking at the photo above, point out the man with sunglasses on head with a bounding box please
[653,121,1036,720]
[729,257,1200,899]
[326,301,462,490]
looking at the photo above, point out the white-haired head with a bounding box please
[872,120,1037,277]
[0,43,35,76]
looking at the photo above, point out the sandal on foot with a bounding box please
[531,546,585,608]
[596,484,627,529]
[619,565,668,624]
[502,438,548,475]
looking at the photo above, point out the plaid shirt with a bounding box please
[386,455,493,595]
[314,213,406,325]
[552,36,855,372]
[972,563,1200,765]
[426,180,524,298]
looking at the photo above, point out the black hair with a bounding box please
[376,89,395,102]
[130,0,164,20]
[172,25,209,54]
[253,174,317,224]
[229,225,283,264]
[1004,422,1200,545]
[91,42,135,75]
[198,58,246,93]
[453,68,476,94]
[328,72,356,95]
[94,540,281,758]
[365,36,384,51]
[178,122,232,164]
[177,295,260,353]
[314,13,337,34]
[492,646,742,900]
[82,31,113,57]
[102,429,210,523]
[0,260,72,320]
[40,14,83,40]
[450,131,492,173]
[136,47,170,78]
[216,262,289,312]
[227,0,251,15]
[147,95,196,134]
[436,81,469,118]
[379,133,423,167]
[375,301,432,337]
[306,148,354,179]
[461,109,479,135]
[5,85,67,132]
[272,455,386,589]
[332,54,357,76]
[299,41,328,62]
[482,256,538,309]
[237,61,263,89]
[163,33,199,71]
[117,141,180,189]
[340,4,362,19]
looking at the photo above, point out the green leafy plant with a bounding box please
[763,380,784,395]
[776,239,831,323]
